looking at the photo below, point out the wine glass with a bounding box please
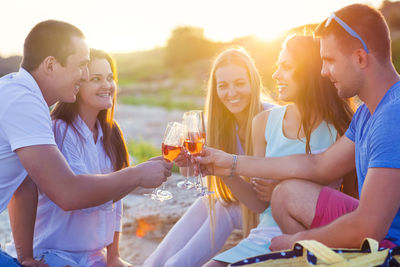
[147,122,183,201]
[176,111,198,190]
[182,110,213,196]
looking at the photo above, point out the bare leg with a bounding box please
[271,179,323,234]
[203,260,228,267]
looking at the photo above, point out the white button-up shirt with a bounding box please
[33,116,122,259]
[0,68,55,213]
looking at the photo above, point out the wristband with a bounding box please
[229,154,237,178]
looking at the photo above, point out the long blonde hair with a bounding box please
[205,47,267,237]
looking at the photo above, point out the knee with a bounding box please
[271,179,310,217]
[271,179,302,212]
[270,180,299,226]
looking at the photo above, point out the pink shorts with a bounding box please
[311,186,397,249]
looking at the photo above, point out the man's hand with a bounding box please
[252,177,279,202]
[269,234,296,251]
[195,147,233,177]
[20,258,49,267]
[137,156,173,188]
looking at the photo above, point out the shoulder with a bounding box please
[377,102,400,117]
[0,70,39,100]
[261,101,278,111]
[52,119,68,134]
[347,104,369,130]
[0,84,42,116]
[373,103,400,130]
[255,105,287,125]
[365,104,400,151]
[352,104,369,120]
[52,119,81,147]
[253,109,271,128]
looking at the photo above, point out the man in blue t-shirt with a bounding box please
[197,3,400,252]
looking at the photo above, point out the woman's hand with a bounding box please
[252,177,279,202]
[106,256,133,267]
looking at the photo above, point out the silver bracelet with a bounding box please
[229,154,238,179]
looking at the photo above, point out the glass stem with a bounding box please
[186,157,190,183]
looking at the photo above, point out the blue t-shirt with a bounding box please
[345,80,400,245]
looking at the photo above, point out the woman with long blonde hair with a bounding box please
[144,47,275,267]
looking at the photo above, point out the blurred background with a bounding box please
[1,0,400,264]
[1,0,399,152]
[2,0,399,110]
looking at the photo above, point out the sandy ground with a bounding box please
[119,174,242,266]
[119,174,198,265]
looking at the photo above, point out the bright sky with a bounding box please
[0,0,384,57]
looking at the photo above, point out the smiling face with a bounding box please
[51,36,90,103]
[215,64,252,116]
[320,34,360,98]
[77,58,116,115]
[272,47,300,102]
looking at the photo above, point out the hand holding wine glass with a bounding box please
[182,110,213,196]
[193,146,234,177]
[136,156,173,188]
[146,122,183,201]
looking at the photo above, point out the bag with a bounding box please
[229,238,400,266]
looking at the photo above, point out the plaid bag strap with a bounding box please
[296,240,345,264]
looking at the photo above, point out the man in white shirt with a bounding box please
[0,20,173,266]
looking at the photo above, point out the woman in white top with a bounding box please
[25,49,131,267]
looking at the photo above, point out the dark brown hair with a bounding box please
[22,20,85,71]
[314,4,391,63]
[283,35,354,153]
[51,49,130,171]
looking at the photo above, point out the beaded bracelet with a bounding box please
[229,154,238,179]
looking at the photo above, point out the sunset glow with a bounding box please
[0,0,384,57]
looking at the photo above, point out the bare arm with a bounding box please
[107,232,121,261]
[198,135,356,185]
[270,167,400,250]
[8,176,49,267]
[16,145,172,211]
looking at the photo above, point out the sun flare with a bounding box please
[0,0,383,57]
